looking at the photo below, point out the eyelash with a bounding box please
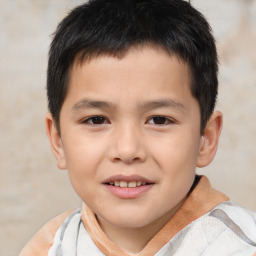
[81,115,175,126]
[147,116,175,125]
[82,116,110,125]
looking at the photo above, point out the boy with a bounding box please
[20,0,256,255]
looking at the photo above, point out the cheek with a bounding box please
[151,132,200,169]
[64,142,102,204]
[62,135,107,190]
[63,133,105,165]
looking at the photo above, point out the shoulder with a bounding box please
[166,201,256,255]
[200,201,256,255]
[209,201,256,244]
[19,209,75,256]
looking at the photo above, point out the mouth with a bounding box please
[105,180,152,188]
[103,175,154,199]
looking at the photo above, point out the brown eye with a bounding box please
[147,116,173,125]
[152,116,168,125]
[83,116,108,125]
[91,116,106,124]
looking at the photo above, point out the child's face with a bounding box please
[50,47,205,230]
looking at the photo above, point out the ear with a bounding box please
[197,111,223,168]
[45,113,67,170]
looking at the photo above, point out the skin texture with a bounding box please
[46,47,222,253]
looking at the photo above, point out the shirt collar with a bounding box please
[81,175,229,256]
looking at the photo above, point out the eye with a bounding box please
[82,116,109,125]
[147,116,173,125]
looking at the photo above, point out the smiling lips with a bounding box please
[103,175,154,199]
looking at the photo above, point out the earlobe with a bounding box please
[197,111,223,168]
[45,113,67,170]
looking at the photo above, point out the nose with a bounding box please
[108,124,147,164]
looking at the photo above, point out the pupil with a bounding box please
[153,117,166,124]
[92,116,105,124]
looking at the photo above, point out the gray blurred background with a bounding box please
[0,0,256,255]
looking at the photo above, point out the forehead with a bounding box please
[65,46,194,110]
[73,46,190,82]
[72,45,192,81]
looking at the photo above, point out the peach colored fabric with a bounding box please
[81,176,230,256]
[19,176,231,255]
[19,210,73,256]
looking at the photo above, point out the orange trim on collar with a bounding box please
[19,210,74,256]
[81,176,229,256]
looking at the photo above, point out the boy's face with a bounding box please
[48,47,209,231]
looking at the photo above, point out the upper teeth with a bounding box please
[109,181,147,187]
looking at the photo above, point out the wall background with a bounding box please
[0,0,255,255]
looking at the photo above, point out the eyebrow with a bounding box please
[72,98,114,112]
[139,99,186,112]
[72,98,186,113]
